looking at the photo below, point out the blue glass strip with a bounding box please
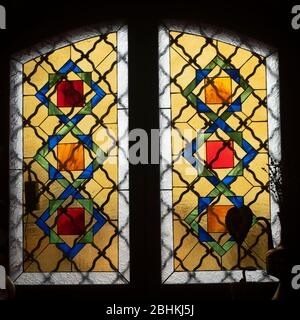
[227,97,241,112]
[196,69,211,84]
[206,176,219,186]
[198,197,214,213]
[196,99,211,113]
[58,115,70,124]
[228,196,244,208]
[198,226,214,242]
[225,69,240,83]
[48,135,63,150]
[77,135,93,149]
[79,163,93,179]
[35,84,49,106]
[222,176,236,186]
[49,164,64,180]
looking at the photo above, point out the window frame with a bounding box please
[9,23,130,285]
[159,22,281,284]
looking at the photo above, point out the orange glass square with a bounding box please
[205,77,232,104]
[57,143,85,171]
[207,205,233,232]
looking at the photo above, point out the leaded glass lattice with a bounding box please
[10,25,129,284]
[159,24,281,284]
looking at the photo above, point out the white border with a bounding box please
[9,24,130,285]
[159,23,281,284]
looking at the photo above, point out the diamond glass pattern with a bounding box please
[22,32,122,273]
[167,30,273,273]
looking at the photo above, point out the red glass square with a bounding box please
[57,80,84,108]
[206,140,234,169]
[57,208,85,235]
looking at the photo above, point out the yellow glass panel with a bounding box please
[24,126,48,158]
[240,55,266,89]
[242,90,267,121]
[173,219,199,269]
[93,50,117,94]
[173,187,198,220]
[230,176,253,196]
[217,41,252,69]
[71,33,117,72]
[94,189,118,220]
[170,48,196,93]
[23,59,49,95]
[25,244,72,272]
[38,46,71,74]
[175,243,221,271]
[171,93,196,122]
[170,31,218,69]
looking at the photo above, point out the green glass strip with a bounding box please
[207,188,220,197]
[207,241,226,256]
[49,199,65,215]
[49,230,64,244]
[190,220,199,235]
[77,72,92,86]
[34,154,48,171]
[57,122,74,136]
[93,149,107,167]
[220,112,232,122]
[240,86,253,103]
[222,240,235,252]
[206,60,216,69]
[239,77,250,90]
[79,229,93,244]
[228,161,243,176]
[78,101,92,115]
[203,132,213,141]
[197,132,212,150]
[49,74,64,87]
[226,132,243,147]
[92,143,99,155]
[77,199,93,215]
[72,179,85,189]
[49,102,62,116]
[185,208,199,225]
[38,145,49,158]
[216,182,235,197]
[57,179,69,189]
[198,166,213,177]
[187,93,197,107]
[71,124,83,136]
[183,79,197,97]
[206,112,218,122]
[214,56,227,69]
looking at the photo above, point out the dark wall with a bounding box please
[0,0,299,302]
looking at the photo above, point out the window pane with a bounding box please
[10,25,129,284]
[159,25,281,283]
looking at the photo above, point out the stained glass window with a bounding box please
[9,25,129,284]
[159,24,281,283]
